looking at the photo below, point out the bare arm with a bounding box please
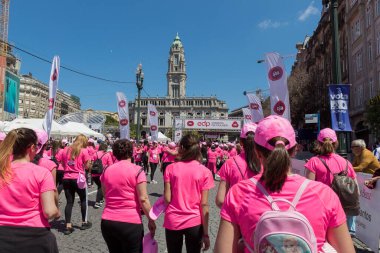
[165,149,178,156]
[50,168,58,206]
[305,169,316,181]
[327,223,355,253]
[215,180,229,209]
[41,191,59,220]
[136,182,156,236]
[164,182,171,205]
[200,190,211,250]
[214,218,240,253]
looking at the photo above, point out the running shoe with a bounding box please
[93,202,101,209]
[80,221,92,230]
[63,227,74,235]
[152,180,158,184]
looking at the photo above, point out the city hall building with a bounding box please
[129,34,230,140]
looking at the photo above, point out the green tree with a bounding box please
[105,115,119,126]
[366,95,380,138]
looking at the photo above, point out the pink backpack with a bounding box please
[247,178,318,253]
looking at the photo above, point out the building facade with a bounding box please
[129,34,229,138]
[18,74,81,119]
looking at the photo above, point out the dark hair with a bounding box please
[241,133,260,174]
[98,143,108,152]
[0,128,37,185]
[112,139,133,160]
[255,137,296,193]
[177,134,202,162]
[51,140,61,157]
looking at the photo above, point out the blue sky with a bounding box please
[10,0,322,113]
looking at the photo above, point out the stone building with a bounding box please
[129,34,229,138]
[18,73,81,119]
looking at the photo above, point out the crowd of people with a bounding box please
[2,114,378,252]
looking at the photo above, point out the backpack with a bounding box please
[318,157,360,216]
[247,178,318,253]
[91,152,108,174]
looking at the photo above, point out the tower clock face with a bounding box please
[174,77,178,83]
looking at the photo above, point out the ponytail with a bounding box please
[0,131,19,186]
[241,133,260,174]
[256,137,296,193]
[317,139,337,155]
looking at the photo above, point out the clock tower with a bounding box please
[167,33,187,98]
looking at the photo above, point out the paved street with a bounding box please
[51,171,375,253]
[51,172,221,253]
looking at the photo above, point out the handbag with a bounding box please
[77,172,87,189]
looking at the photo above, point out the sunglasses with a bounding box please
[351,146,360,148]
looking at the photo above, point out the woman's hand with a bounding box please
[202,235,210,251]
[365,179,375,189]
[148,219,156,237]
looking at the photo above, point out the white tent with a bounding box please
[2,118,76,136]
[63,122,104,139]
[148,132,170,142]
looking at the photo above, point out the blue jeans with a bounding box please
[347,216,356,235]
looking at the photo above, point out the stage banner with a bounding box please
[116,92,130,139]
[355,173,380,252]
[242,108,253,124]
[43,56,60,137]
[184,119,241,131]
[265,52,291,121]
[246,93,264,122]
[174,129,182,143]
[148,104,158,141]
[328,84,352,131]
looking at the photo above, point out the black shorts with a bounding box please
[0,226,58,253]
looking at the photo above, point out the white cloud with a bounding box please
[257,19,289,29]
[298,1,319,21]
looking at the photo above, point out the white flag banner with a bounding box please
[116,92,130,139]
[246,93,264,122]
[174,129,182,143]
[242,108,253,124]
[148,104,158,141]
[265,52,291,121]
[43,56,60,137]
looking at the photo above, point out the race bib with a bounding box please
[153,154,158,160]
[68,160,75,166]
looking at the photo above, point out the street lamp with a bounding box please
[136,63,144,141]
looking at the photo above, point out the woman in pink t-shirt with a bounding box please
[148,141,161,184]
[161,142,178,175]
[61,134,92,235]
[305,128,358,235]
[134,144,144,166]
[207,146,219,179]
[215,116,355,253]
[100,139,156,253]
[216,122,260,208]
[164,134,214,253]
[0,128,60,253]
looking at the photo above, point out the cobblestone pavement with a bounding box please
[51,171,374,253]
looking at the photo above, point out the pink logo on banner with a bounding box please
[273,100,286,115]
[51,69,58,81]
[176,132,181,136]
[245,114,252,120]
[118,100,126,108]
[120,119,129,126]
[187,121,194,126]
[150,125,157,131]
[268,66,283,81]
[250,103,260,110]
[48,98,54,109]
[150,111,156,116]
[197,121,211,127]
[232,121,239,128]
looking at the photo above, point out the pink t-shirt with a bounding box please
[38,157,57,173]
[304,153,356,186]
[44,149,52,158]
[207,150,219,162]
[221,174,346,252]
[55,148,66,171]
[62,148,91,180]
[228,148,237,157]
[0,162,56,228]
[100,160,146,224]
[218,153,256,187]
[164,160,215,230]
[162,147,177,163]
[148,147,160,163]
[134,148,143,162]
[87,146,96,157]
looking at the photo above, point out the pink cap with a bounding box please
[254,115,296,151]
[62,138,68,144]
[318,128,337,143]
[168,142,176,148]
[240,122,257,138]
[0,132,6,141]
[149,196,167,221]
[143,233,158,253]
[34,129,48,153]
[88,138,95,143]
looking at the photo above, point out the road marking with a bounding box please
[75,190,97,199]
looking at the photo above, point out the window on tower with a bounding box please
[174,54,179,65]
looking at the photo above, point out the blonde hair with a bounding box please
[69,134,88,160]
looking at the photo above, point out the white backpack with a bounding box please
[246,178,318,253]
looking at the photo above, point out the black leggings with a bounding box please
[101,219,143,253]
[56,170,64,195]
[149,162,158,181]
[92,176,103,203]
[63,179,88,224]
[165,225,203,253]
[161,162,172,175]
